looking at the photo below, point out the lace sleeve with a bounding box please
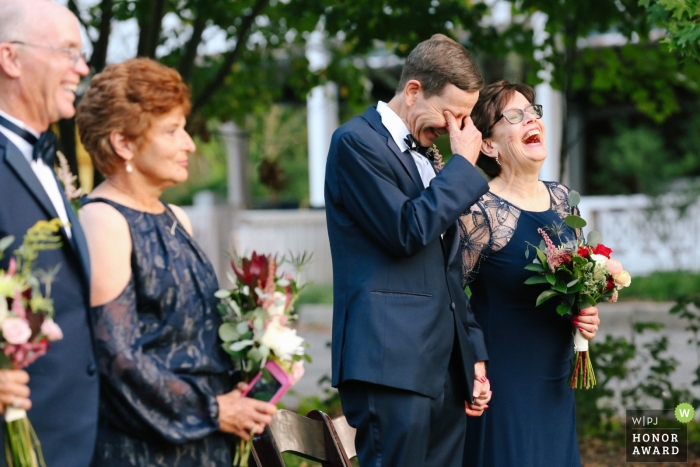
[92,280,220,444]
[547,182,583,240]
[458,201,492,288]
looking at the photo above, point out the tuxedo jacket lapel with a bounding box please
[362,107,424,192]
[3,138,60,221]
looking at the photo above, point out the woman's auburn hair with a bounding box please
[470,80,535,178]
[76,57,191,176]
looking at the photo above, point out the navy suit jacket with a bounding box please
[325,106,489,400]
[0,132,98,466]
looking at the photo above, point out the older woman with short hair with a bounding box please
[459,80,601,467]
[76,58,276,467]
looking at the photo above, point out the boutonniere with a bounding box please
[55,151,83,213]
[426,145,444,172]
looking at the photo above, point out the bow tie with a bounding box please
[403,134,433,161]
[0,114,56,166]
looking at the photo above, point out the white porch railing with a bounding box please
[578,194,700,276]
[183,191,700,285]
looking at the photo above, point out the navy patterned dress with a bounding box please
[83,198,234,467]
[459,182,582,467]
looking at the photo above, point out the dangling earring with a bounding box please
[126,160,133,173]
[495,155,501,166]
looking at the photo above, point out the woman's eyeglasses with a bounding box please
[493,104,543,126]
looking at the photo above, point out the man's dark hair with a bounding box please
[396,34,484,98]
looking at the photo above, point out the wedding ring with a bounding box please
[11,397,19,409]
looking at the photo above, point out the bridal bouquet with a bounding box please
[524,191,631,389]
[0,219,65,467]
[215,251,311,467]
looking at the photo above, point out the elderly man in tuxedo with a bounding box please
[325,34,493,467]
[0,0,97,465]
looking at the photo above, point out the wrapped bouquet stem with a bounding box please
[0,220,65,467]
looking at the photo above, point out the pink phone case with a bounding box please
[241,360,294,404]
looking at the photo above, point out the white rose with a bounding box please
[590,254,609,281]
[260,321,304,361]
[267,291,288,317]
[613,270,631,288]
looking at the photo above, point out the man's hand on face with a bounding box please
[445,111,482,166]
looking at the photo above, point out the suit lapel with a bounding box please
[2,138,60,221]
[362,107,424,192]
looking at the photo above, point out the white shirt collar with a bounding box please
[376,101,411,153]
[0,109,38,163]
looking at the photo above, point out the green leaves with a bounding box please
[564,215,587,229]
[536,290,560,306]
[568,190,581,207]
[587,231,603,247]
[525,262,547,273]
[524,275,550,285]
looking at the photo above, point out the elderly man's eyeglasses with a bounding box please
[10,41,87,65]
[493,104,543,125]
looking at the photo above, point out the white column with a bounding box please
[531,12,565,183]
[306,29,339,208]
[219,122,250,211]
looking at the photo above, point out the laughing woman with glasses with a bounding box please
[458,80,600,467]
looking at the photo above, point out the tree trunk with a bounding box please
[191,0,269,114]
[90,0,114,73]
[136,0,168,58]
[179,13,207,84]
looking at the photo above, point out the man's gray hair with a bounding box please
[0,1,28,43]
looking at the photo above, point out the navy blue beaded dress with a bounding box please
[460,182,581,467]
[83,198,235,467]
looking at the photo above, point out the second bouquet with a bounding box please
[215,251,310,467]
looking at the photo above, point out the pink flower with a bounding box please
[2,317,32,345]
[610,290,618,303]
[10,291,26,319]
[606,259,623,275]
[4,340,49,368]
[41,318,63,342]
[291,360,305,384]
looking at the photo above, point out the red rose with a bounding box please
[593,244,613,258]
[606,278,615,290]
[577,247,590,258]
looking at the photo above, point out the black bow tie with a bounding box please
[404,134,433,161]
[0,114,56,166]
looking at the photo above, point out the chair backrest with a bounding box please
[252,409,356,467]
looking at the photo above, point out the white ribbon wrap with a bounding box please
[4,407,27,423]
[573,328,589,352]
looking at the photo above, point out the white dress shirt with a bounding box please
[0,110,72,238]
[376,101,436,189]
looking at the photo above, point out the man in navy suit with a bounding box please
[0,0,98,465]
[325,34,492,467]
